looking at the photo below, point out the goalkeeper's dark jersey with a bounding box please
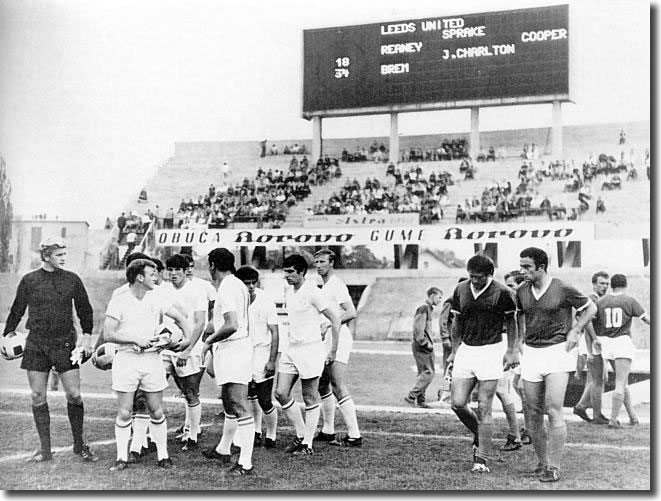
[3,267,93,344]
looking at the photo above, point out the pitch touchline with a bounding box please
[0,410,649,463]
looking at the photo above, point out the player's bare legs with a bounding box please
[451,377,480,448]
[609,358,632,427]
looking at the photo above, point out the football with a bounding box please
[92,342,117,370]
[0,332,26,360]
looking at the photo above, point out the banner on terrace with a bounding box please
[302,213,420,228]
[155,221,595,248]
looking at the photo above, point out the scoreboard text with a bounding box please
[303,5,569,115]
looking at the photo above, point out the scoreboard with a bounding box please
[303,5,570,116]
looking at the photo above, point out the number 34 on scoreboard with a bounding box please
[335,57,350,78]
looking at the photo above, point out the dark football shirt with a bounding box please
[3,268,93,344]
[517,277,589,347]
[450,279,516,346]
[593,293,646,338]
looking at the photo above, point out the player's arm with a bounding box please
[320,306,341,364]
[176,310,205,362]
[338,299,357,325]
[438,301,452,350]
[639,312,650,325]
[3,277,29,337]
[103,316,152,349]
[163,305,192,351]
[502,312,520,370]
[265,323,280,377]
[73,275,95,356]
[205,311,238,346]
[567,300,597,351]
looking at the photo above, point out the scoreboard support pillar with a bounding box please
[470,107,480,160]
[552,100,563,159]
[390,113,399,164]
[312,116,323,161]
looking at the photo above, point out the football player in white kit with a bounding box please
[160,254,208,451]
[201,248,256,476]
[313,249,362,447]
[274,253,341,456]
[235,265,280,448]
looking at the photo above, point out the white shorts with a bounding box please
[599,335,636,361]
[278,341,325,380]
[213,337,252,386]
[323,325,353,364]
[453,340,507,381]
[252,345,274,383]
[161,350,204,378]
[521,341,578,383]
[112,351,168,393]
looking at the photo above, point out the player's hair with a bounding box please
[610,273,628,289]
[313,248,336,264]
[125,252,153,268]
[520,247,548,271]
[165,254,189,270]
[151,258,164,273]
[182,253,195,265]
[208,248,235,273]
[467,254,495,276]
[283,254,308,275]
[458,277,468,283]
[504,270,525,285]
[235,265,259,283]
[39,237,66,261]
[591,271,609,284]
[126,259,156,284]
[427,286,442,297]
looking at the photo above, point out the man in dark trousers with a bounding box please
[2,237,98,463]
[405,286,443,408]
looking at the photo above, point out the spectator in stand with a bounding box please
[125,231,137,255]
[104,217,113,230]
[596,197,606,214]
[164,208,175,229]
[117,212,127,237]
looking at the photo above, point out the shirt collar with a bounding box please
[470,277,493,300]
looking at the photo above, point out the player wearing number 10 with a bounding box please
[592,274,649,429]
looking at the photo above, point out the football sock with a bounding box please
[453,405,479,438]
[477,418,494,459]
[502,402,520,438]
[575,373,592,409]
[32,403,51,455]
[184,403,190,432]
[114,417,132,462]
[216,414,237,455]
[188,402,202,441]
[236,416,255,469]
[150,417,169,461]
[282,399,305,438]
[130,414,150,452]
[338,395,361,438]
[589,355,605,417]
[320,391,336,434]
[263,405,278,440]
[249,396,263,433]
[303,404,320,447]
[610,392,624,423]
[530,412,549,467]
[67,401,85,450]
[547,421,567,470]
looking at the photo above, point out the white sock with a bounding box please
[237,416,255,469]
[150,417,169,461]
[188,403,202,441]
[115,418,132,462]
[130,414,150,452]
[320,391,336,434]
[250,397,263,434]
[216,414,237,455]
[282,399,305,438]
[338,395,361,439]
[184,403,190,431]
[264,406,278,440]
[303,404,320,447]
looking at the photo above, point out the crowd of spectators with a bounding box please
[312,164,453,224]
[341,141,389,163]
[400,138,469,163]
[169,154,339,229]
